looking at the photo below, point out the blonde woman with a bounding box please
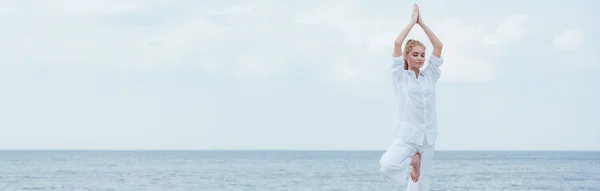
[379,3,444,191]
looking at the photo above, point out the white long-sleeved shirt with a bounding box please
[390,54,443,146]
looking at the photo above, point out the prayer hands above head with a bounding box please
[411,3,420,24]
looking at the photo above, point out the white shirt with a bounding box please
[390,54,443,146]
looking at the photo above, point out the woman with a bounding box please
[379,3,443,191]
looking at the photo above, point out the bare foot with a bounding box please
[410,152,421,182]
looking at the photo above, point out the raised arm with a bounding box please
[416,7,443,58]
[393,4,420,57]
[414,4,444,82]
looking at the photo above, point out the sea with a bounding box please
[0,150,598,191]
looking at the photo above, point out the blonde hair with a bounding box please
[403,39,425,70]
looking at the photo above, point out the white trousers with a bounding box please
[379,137,436,191]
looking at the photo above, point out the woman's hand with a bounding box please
[411,3,420,24]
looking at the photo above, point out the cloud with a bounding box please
[24,0,162,22]
[0,1,15,14]
[7,1,530,85]
[6,1,241,72]
[296,7,528,83]
[207,5,253,16]
[323,59,358,84]
[418,14,527,83]
[553,28,584,51]
[231,48,289,79]
[3,1,160,69]
[43,0,142,15]
[482,14,527,45]
[132,16,230,70]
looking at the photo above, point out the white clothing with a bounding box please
[380,137,436,190]
[390,54,443,146]
[380,54,443,190]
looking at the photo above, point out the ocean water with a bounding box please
[0,151,599,191]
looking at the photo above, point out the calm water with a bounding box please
[0,151,599,191]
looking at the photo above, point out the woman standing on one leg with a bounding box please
[379,3,444,191]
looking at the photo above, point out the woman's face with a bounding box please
[405,46,426,69]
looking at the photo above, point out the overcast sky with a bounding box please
[1,0,598,150]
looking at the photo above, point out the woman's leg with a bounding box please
[406,143,436,191]
[379,139,418,187]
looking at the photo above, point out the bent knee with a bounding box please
[380,162,397,174]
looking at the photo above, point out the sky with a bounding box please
[1,0,598,151]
